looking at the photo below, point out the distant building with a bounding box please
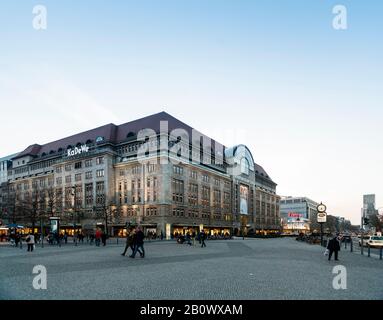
[0,154,17,184]
[362,194,378,228]
[0,154,18,224]
[280,197,319,234]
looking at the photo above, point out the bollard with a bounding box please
[380,248,382,260]
[368,244,370,257]
[350,240,353,252]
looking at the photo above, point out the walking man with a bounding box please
[327,234,341,261]
[121,228,135,256]
[200,230,207,248]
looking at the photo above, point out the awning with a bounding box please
[6,224,24,229]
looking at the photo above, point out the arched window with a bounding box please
[96,136,104,143]
[241,158,250,175]
[58,148,63,153]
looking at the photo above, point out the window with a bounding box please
[85,183,93,207]
[172,179,184,203]
[190,171,198,180]
[85,171,93,179]
[56,177,62,185]
[147,164,156,173]
[96,157,104,165]
[85,159,92,167]
[65,175,72,184]
[202,186,211,208]
[96,169,105,178]
[132,166,140,175]
[56,166,62,173]
[173,165,183,175]
[65,164,72,171]
[202,174,210,183]
[75,173,82,182]
[96,181,105,205]
[75,162,82,169]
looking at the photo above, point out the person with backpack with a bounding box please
[26,233,35,252]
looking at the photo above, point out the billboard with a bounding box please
[240,185,249,214]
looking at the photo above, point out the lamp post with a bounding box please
[71,186,77,246]
[317,203,327,247]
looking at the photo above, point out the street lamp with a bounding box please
[71,186,77,246]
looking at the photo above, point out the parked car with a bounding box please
[359,236,383,248]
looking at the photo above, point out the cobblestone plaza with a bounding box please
[1,238,382,300]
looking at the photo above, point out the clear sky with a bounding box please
[0,0,382,224]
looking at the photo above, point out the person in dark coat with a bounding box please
[130,227,145,258]
[121,228,135,256]
[327,235,341,261]
[101,231,107,246]
[200,230,207,248]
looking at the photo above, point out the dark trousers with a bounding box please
[328,249,338,260]
[122,243,134,256]
[201,240,206,248]
[132,244,145,257]
[27,244,34,252]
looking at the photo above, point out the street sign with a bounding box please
[317,212,327,223]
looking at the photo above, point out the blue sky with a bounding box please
[1,0,382,224]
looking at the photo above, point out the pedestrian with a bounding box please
[121,228,135,256]
[160,231,164,241]
[200,230,207,248]
[15,233,20,248]
[101,230,107,246]
[26,233,35,252]
[186,232,192,246]
[95,228,102,247]
[130,226,145,258]
[326,234,341,261]
[192,231,196,246]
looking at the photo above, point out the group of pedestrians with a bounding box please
[175,230,207,248]
[121,226,145,258]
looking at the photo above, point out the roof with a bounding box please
[0,154,19,163]
[11,111,275,183]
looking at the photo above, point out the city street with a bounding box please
[1,238,382,300]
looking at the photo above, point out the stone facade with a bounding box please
[0,112,280,237]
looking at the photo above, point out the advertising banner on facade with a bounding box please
[240,185,249,214]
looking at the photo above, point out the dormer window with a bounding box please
[127,132,135,139]
[96,136,104,143]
